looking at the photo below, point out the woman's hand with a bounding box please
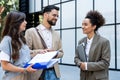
[80,62,86,70]
[25,64,37,72]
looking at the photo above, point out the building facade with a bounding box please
[20,0,120,71]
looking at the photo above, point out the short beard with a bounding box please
[47,20,56,26]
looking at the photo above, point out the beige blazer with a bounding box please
[74,33,111,80]
[25,24,64,79]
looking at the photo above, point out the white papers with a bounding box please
[77,44,87,62]
[46,59,59,68]
[28,51,58,64]
[25,51,59,69]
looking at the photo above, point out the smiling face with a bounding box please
[82,18,96,37]
[46,9,59,26]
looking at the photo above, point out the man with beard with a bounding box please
[25,5,64,80]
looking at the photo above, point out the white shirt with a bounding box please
[85,37,93,61]
[39,24,52,49]
[85,36,94,70]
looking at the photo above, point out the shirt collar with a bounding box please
[39,24,47,31]
[39,24,52,31]
[87,35,94,43]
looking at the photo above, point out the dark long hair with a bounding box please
[1,11,26,61]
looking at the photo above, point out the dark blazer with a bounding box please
[25,24,64,80]
[74,33,111,80]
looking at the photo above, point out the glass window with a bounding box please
[98,26,115,68]
[62,29,75,64]
[43,0,48,7]
[49,0,60,5]
[29,0,35,13]
[77,28,86,45]
[35,0,42,12]
[61,0,69,2]
[29,0,42,13]
[95,0,114,24]
[117,0,120,23]
[117,25,120,69]
[77,0,93,27]
[62,1,75,28]
[53,16,60,29]
[53,5,61,29]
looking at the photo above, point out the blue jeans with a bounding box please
[44,69,60,80]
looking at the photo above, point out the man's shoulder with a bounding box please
[52,30,60,37]
[52,29,59,34]
[26,27,36,32]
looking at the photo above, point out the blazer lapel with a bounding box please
[36,25,48,49]
[88,34,99,61]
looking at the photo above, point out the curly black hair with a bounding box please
[85,10,105,31]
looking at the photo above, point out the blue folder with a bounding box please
[24,51,59,69]
[24,59,59,69]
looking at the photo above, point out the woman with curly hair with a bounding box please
[0,11,36,80]
[74,10,111,80]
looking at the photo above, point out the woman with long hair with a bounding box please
[0,11,36,80]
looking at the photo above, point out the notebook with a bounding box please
[77,43,87,62]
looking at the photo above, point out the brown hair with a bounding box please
[1,11,26,60]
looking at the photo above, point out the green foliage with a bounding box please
[0,0,19,40]
[0,0,19,18]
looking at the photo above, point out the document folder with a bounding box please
[24,51,59,69]
[77,43,87,62]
